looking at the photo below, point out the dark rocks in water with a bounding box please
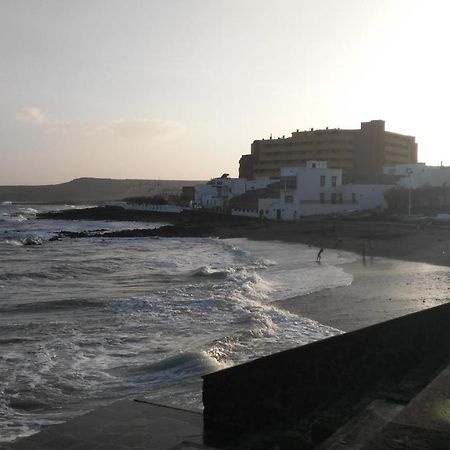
[22,236,43,246]
[59,230,91,238]
[102,225,213,238]
[37,205,258,226]
[38,205,259,241]
[37,206,179,222]
[56,225,213,239]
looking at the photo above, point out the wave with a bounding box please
[4,239,24,247]
[0,298,103,314]
[191,265,230,279]
[0,337,36,345]
[112,351,227,383]
[19,207,38,214]
[1,214,28,223]
[3,236,43,246]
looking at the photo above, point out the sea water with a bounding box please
[0,203,355,442]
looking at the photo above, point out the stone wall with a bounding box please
[202,303,450,446]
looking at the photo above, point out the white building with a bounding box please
[234,161,392,220]
[195,176,272,210]
[384,163,450,189]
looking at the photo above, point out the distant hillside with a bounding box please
[0,177,203,203]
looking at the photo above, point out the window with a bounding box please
[320,193,325,204]
[320,175,326,187]
[332,176,337,187]
[352,193,356,204]
[338,193,343,204]
[331,193,337,204]
[285,195,293,203]
[281,176,297,189]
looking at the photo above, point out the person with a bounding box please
[316,247,324,263]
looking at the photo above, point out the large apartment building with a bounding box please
[239,120,417,181]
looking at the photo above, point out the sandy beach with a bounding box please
[215,218,450,332]
[275,256,450,331]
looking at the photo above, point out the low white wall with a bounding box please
[299,203,356,217]
[107,201,183,213]
[231,208,259,218]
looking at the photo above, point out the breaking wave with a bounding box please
[0,204,353,443]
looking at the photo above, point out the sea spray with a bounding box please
[0,202,350,443]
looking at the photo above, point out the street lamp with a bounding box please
[406,168,413,215]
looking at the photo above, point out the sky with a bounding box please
[1,0,449,185]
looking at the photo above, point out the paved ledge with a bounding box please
[363,364,450,449]
[2,399,213,450]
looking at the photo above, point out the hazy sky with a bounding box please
[1,0,449,184]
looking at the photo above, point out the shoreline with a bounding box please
[274,256,450,332]
[38,206,450,332]
[38,206,450,268]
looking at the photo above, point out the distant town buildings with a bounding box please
[239,120,417,181]
[384,163,450,189]
[194,174,272,210]
[231,161,392,220]
[132,119,450,220]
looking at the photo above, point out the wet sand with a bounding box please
[275,256,450,332]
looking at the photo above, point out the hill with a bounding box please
[0,177,203,204]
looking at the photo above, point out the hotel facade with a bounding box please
[239,120,417,181]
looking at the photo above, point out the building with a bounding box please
[239,120,417,181]
[384,163,450,189]
[195,175,272,211]
[231,161,393,220]
[278,161,342,219]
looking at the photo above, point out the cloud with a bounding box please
[88,118,184,141]
[14,109,184,144]
[15,106,49,125]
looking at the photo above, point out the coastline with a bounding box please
[38,206,450,332]
[274,257,450,332]
[38,206,450,268]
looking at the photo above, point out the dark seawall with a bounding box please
[203,303,450,447]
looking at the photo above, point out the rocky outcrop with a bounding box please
[55,225,214,239]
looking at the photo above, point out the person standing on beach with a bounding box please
[316,247,324,263]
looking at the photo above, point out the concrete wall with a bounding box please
[257,198,288,220]
[340,183,390,210]
[203,303,450,446]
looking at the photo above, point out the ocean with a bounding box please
[0,203,355,443]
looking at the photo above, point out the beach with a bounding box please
[3,204,450,443]
[38,206,450,331]
[275,257,450,331]
[224,218,450,331]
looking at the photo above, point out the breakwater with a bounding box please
[203,302,450,447]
